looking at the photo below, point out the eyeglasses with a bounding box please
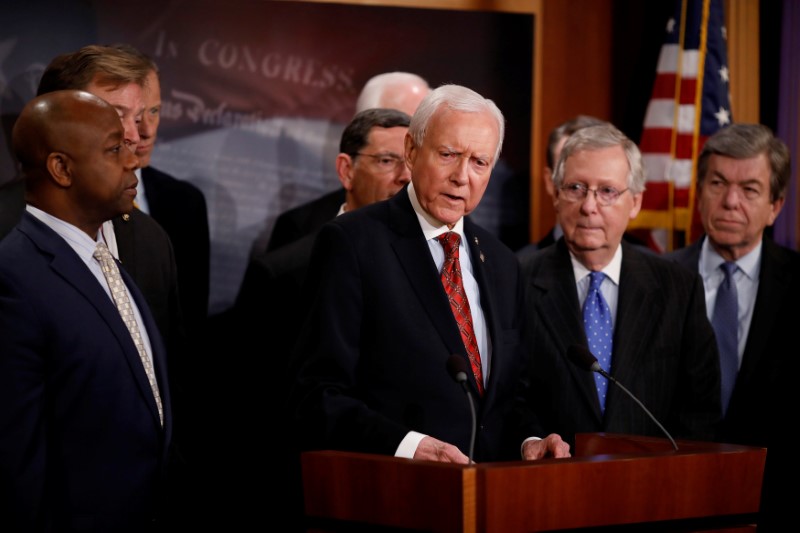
[559,182,630,206]
[354,152,405,173]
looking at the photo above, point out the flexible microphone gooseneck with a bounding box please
[446,354,477,465]
[567,344,679,451]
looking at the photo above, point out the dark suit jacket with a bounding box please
[520,238,721,448]
[666,235,800,531]
[0,178,25,241]
[265,188,344,252]
[0,213,172,532]
[288,188,544,462]
[141,166,210,333]
[236,231,315,360]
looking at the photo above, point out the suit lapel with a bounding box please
[463,219,499,396]
[608,244,662,403]
[388,193,478,378]
[23,214,164,427]
[738,238,790,386]
[533,241,603,420]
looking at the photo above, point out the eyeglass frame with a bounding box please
[558,182,630,206]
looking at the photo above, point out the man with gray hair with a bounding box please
[666,123,799,531]
[288,84,570,463]
[521,122,721,449]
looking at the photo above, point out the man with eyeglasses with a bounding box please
[665,124,799,531]
[519,122,721,450]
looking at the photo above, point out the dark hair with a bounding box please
[697,123,791,202]
[37,44,152,95]
[546,115,607,168]
[339,108,411,155]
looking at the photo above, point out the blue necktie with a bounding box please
[712,261,739,416]
[583,271,613,412]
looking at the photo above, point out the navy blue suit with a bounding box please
[289,187,543,462]
[0,213,172,532]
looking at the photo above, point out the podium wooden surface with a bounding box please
[301,433,766,533]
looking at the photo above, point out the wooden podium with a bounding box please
[301,433,766,532]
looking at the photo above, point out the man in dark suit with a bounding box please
[520,123,721,450]
[119,44,210,337]
[0,90,172,532]
[289,84,570,465]
[665,123,798,531]
[33,44,195,527]
[516,115,649,259]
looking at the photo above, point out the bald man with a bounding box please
[0,90,173,532]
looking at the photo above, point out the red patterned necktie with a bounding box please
[437,232,484,396]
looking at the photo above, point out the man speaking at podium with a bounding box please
[288,84,570,464]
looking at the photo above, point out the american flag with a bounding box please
[629,0,732,252]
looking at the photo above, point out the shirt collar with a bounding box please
[407,182,465,241]
[570,244,623,286]
[700,236,761,282]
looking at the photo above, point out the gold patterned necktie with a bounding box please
[94,242,164,426]
[437,232,484,396]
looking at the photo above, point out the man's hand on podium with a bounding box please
[523,434,572,460]
[414,436,471,463]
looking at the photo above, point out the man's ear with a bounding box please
[404,132,417,166]
[336,153,355,191]
[46,152,73,188]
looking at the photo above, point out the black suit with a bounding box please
[289,187,545,462]
[141,166,210,334]
[520,238,721,448]
[666,235,800,531]
[265,188,344,252]
[0,178,25,241]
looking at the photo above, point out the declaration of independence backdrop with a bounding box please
[0,0,534,315]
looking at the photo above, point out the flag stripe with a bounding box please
[630,0,732,251]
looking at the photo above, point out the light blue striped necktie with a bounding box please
[583,271,613,413]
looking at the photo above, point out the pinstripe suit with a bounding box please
[521,238,721,447]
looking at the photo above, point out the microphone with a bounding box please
[446,354,477,465]
[566,344,679,451]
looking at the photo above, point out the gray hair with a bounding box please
[553,122,646,195]
[408,84,505,165]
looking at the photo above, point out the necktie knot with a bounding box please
[93,241,112,261]
[720,261,737,286]
[589,271,605,291]
[437,232,461,260]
